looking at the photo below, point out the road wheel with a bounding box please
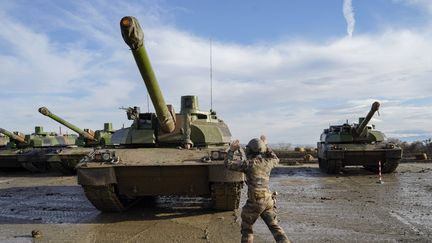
[381,159,399,173]
[82,184,138,212]
[364,159,399,173]
[319,158,341,174]
[326,160,342,174]
[318,158,327,172]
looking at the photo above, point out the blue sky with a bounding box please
[0,0,431,145]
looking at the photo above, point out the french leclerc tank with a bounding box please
[317,101,402,174]
[38,106,114,174]
[0,128,28,170]
[76,16,243,212]
[0,126,78,172]
[20,126,78,172]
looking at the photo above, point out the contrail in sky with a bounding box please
[343,0,355,38]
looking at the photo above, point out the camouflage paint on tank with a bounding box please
[39,107,95,142]
[317,101,402,174]
[120,16,175,133]
[25,126,77,147]
[0,128,26,144]
[0,135,9,147]
[115,17,231,147]
[76,16,243,213]
[39,107,114,146]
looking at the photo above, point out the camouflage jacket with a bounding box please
[225,148,279,193]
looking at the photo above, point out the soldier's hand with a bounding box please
[230,139,240,151]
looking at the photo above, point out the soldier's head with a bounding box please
[246,138,266,158]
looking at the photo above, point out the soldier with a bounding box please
[225,136,290,243]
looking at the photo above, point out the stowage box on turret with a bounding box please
[76,16,243,212]
[317,102,402,174]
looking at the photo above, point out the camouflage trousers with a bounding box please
[240,194,290,243]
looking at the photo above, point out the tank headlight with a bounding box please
[102,152,111,161]
[211,151,220,160]
[94,154,102,161]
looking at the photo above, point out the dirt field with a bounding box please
[0,163,431,242]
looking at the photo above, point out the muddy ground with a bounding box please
[0,163,431,243]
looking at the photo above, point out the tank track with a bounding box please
[82,184,135,212]
[318,159,342,174]
[364,159,400,173]
[211,182,243,211]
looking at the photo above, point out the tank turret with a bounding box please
[355,101,380,136]
[120,16,175,133]
[39,107,96,141]
[0,128,26,144]
[117,16,231,147]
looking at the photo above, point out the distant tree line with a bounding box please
[388,138,432,154]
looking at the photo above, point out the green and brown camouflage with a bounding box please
[25,126,77,147]
[0,128,26,145]
[38,107,95,143]
[38,107,114,146]
[38,107,115,174]
[0,134,9,147]
[112,16,231,147]
[76,16,243,213]
[0,126,77,172]
[317,101,402,174]
[120,16,175,133]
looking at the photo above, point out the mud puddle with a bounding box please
[0,163,431,242]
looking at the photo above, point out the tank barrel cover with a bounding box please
[0,128,26,143]
[355,101,380,135]
[38,107,96,141]
[120,16,176,133]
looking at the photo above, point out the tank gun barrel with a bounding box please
[355,101,380,135]
[0,128,26,143]
[120,16,175,133]
[38,107,96,141]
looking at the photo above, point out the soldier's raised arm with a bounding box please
[224,139,249,172]
[261,135,280,167]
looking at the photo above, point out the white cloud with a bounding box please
[0,1,431,145]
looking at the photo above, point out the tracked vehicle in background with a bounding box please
[39,107,114,174]
[76,16,243,212]
[0,126,77,172]
[0,128,28,170]
[317,101,402,174]
[0,134,9,147]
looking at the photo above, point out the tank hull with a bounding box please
[0,148,51,172]
[317,142,402,174]
[0,149,23,170]
[76,147,244,212]
[45,147,93,174]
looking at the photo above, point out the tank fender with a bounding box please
[208,165,244,183]
[77,167,117,186]
[385,150,403,159]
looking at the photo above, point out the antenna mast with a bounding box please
[147,93,150,112]
[210,39,213,112]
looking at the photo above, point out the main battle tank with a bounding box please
[76,16,244,212]
[317,101,402,174]
[38,107,114,173]
[0,126,77,172]
[0,128,28,170]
